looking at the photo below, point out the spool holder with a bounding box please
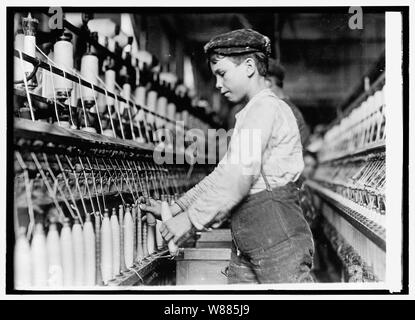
[14,119,214,212]
[14,49,188,131]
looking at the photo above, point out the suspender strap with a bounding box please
[260,167,273,192]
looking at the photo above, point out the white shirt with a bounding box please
[176,88,304,230]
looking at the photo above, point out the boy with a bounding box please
[142,29,314,283]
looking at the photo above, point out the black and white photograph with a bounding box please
[1,0,412,301]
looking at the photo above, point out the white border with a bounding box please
[0,0,412,299]
[385,12,404,294]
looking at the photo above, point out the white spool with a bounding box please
[46,223,63,287]
[101,213,113,284]
[53,40,74,94]
[97,80,107,113]
[121,83,131,115]
[156,96,168,128]
[147,225,156,255]
[14,227,32,289]
[65,13,83,28]
[23,35,36,73]
[14,33,25,82]
[60,220,74,287]
[105,69,116,105]
[88,19,117,38]
[110,211,120,278]
[83,218,96,286]
[167,103,176,122]
[136,50,153,69]
[80,54,99,102]
[30,223,48,288]
[155,220,164,250]
[123,207,134,268]
[147,90,158,112]
[72,220,84,286]
[134,86,146,107]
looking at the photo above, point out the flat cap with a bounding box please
[268,58,286,85]
[204,28,271,56]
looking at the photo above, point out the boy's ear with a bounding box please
[244,58,256,77]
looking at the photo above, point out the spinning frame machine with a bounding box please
[307,71,386,282]
[12,11,216,289]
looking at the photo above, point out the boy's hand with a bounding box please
[160,211,193,244]
[139,198,162,219]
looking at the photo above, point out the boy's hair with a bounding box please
[208,52,269,76]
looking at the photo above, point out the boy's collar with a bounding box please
[234,88,274,119]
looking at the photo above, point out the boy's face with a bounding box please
[210,57,249,104]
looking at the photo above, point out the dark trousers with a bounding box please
[227,183,315,284]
